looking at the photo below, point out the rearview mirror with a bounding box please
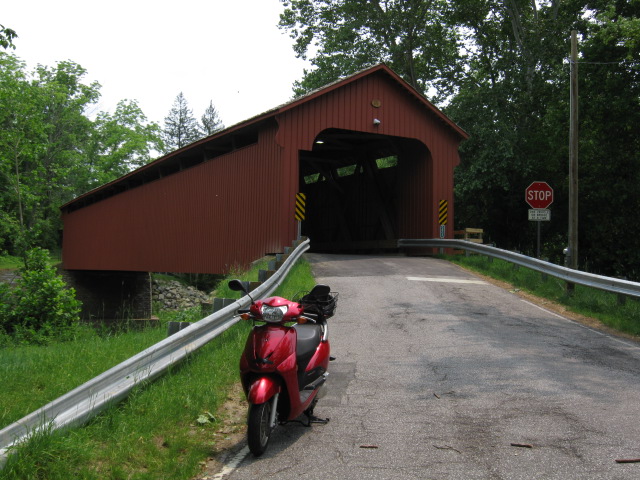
[228,279,248,294]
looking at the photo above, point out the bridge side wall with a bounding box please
[62,122,285,274]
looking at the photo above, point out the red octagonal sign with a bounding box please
[525,181,554,209]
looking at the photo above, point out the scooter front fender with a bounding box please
[247,376,282,405]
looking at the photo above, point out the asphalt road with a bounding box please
[220,253,640,479]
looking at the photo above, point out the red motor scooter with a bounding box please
[228,280,337,456]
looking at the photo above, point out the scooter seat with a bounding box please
[294,323,322,358]
[293,323,323,382]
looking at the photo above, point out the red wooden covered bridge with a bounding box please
[60,64,468,319]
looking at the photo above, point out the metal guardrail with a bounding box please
[398,238,640,299]
[0,238,310,464]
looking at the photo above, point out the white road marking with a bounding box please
[407,276,488,285]
[209,446,249,479]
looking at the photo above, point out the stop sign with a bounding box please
[525,181,554,209]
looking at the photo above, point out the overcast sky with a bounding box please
[3,0,310,127]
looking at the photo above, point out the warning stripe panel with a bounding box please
[438,199,448,225]
[295,193,306,221]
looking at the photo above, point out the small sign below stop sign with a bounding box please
[525,181,554,209]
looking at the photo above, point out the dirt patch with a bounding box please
[193,383,247,479]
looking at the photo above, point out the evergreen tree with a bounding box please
[163,92,201,152]
[200,100,224,136]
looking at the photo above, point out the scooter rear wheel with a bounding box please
[247,402,272,456]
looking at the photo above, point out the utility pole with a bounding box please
[568,30,579,290]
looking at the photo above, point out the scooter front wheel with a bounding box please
[247,401,273,456]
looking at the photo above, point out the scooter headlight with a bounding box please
[261,305,288,323]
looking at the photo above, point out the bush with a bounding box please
[0,248,82,345]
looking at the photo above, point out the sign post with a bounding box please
[525,182,553,258]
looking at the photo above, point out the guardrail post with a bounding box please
[259,269,275,282]
[618,293,626,306]
[274,253,291,270]
[213,298,234,312]
[167,321,191,336]
[201,301,213,315]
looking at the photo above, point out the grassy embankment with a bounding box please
[0,254,61,270]
[0,257,316,480]
[448,254,640,337]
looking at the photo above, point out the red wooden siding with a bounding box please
[62,123,286,273]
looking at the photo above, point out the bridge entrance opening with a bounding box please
[299,129,432,252]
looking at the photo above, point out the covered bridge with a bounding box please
[60,64,468,318]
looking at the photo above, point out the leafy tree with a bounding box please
[0,247,81,345]
[0,54,49,253]
[0,59,102,252]
[574,1,640,278]
[163,92,202,152]
[80,100,163,192]
[0,23,17,50]
[278,0,462,100]
[201,100,224,136]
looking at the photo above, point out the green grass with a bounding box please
[448,254,640,336]
[0,256,24,270]
[0,254,61,270]
[0,256,316,480]
[0,324,168,429]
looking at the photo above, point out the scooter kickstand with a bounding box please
[305,412,330,426]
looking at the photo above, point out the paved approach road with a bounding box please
[223,254,640,479]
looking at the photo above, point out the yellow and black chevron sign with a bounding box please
[438,199,448,225]
[295,192,306,221]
